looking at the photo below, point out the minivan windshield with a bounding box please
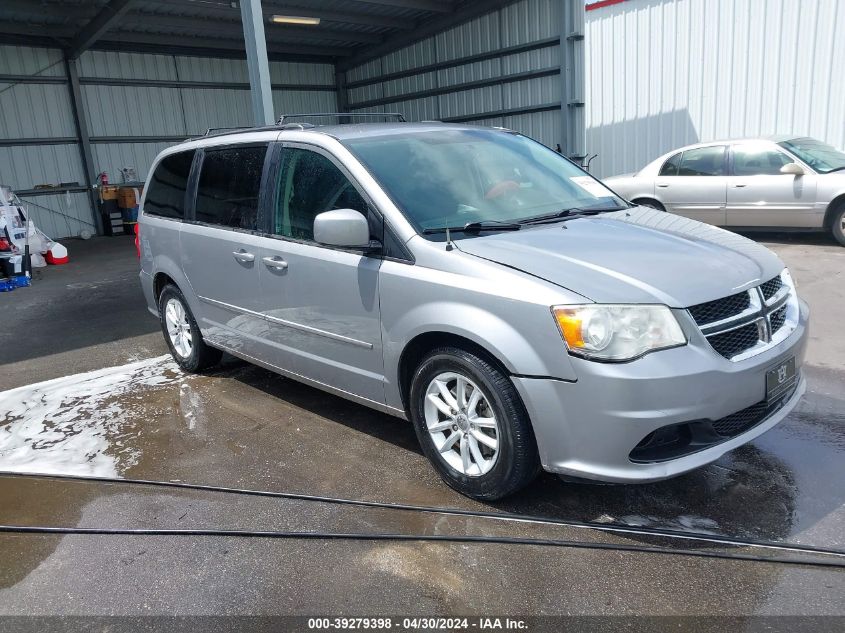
[343,128,627,234]
[778,137,845,174]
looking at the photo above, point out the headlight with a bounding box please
[552,304,686,361]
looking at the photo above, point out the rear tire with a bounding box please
[831,203,845,247]
[633,198,666,212]
[158,284,222,372]
[408,347,540,500]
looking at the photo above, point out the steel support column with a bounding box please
[335,68,350,124]
[64,56,103,236]
[561,0,586,162]
[240,0,275,126]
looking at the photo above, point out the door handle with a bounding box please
[232,250,255,263]
[262,256,288,270]
[656,182,669,188]
[734,183,748,188]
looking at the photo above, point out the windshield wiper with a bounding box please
[520,205,628,225]
[825,166,845,173]
[423,220,522,234]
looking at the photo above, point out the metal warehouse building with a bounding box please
[0,0,843,238]
[0,0,583,239]
[585,0,845,178]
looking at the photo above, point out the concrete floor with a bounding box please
[0,231,843,618]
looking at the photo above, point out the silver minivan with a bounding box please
[139,121,809,500]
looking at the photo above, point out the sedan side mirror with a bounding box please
[314,209,378,251]
[780,162,805,176]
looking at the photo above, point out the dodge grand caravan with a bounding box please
[139,121,808,500]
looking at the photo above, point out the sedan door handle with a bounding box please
[262,256,288,270]
[232,250,255,263]
[656,182,669,188]
[733,183,748,188]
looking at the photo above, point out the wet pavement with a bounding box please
[0,232,843,616]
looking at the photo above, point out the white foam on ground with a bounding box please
[0,356,181,477]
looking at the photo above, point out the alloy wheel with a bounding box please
[164,298,193,359]
[424,371,500,476]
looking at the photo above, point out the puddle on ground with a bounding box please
[0,356,184,477]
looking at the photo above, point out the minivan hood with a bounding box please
[456,207,784,307]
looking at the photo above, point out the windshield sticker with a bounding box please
[570,176,614,198]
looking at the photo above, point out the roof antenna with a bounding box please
[445,220,453,251]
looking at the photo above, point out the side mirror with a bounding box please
[313,209,376,250]
[780,162,805,176]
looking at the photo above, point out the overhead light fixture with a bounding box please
[270,15,321,25]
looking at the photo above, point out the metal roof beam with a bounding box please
[339,0,519,71]
[344,0,454,13]
[98,32,353,59]
[66,0,134,59]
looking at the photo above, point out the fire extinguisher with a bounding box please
[99,172,109,186]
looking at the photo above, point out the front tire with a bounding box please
[831,203,845,247]
[158,284,222,372]
[408,347,540,500]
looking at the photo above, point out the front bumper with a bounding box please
[513,299,809,483]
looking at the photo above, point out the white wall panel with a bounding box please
[435,12,500,59]
[270,61,334,86]
[438,86,502,120]
[0,83,76,138]
[82,85,187,137]
[79,51,178,80]
[273,90,337,117]
[0,145,84,190]
[500,0,561,45]
[585,0,845,178]
[345,0,565,148]
[503,110,561,149]
[0,45,64,76]
[181,88,251,133]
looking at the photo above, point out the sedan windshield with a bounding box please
[778,137,845,174]
[343,128,626,235]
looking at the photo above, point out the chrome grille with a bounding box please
[687,272,797,362]
[760,276,783,301]
[770,305,787,333]
[688,291,751,326]
[707,322,761,359]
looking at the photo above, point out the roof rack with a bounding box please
[276,112,406,125]
[204,126,250,136]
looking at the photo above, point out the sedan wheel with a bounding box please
[424,372,499,477]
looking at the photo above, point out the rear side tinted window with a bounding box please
[677,146,726,176]
[144,150,196,219]
[659,152,682,176]
[195,145,268,231]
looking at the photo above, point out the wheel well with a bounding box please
[824,194,845,229]
[397,332,512,414]
[153,272,177,303]
[631,197,664,210]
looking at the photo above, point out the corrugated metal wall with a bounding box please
[343,0,570,152]
[585,0,845,178]
[0,45,336,238]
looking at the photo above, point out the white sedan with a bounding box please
[603,136,845,246]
